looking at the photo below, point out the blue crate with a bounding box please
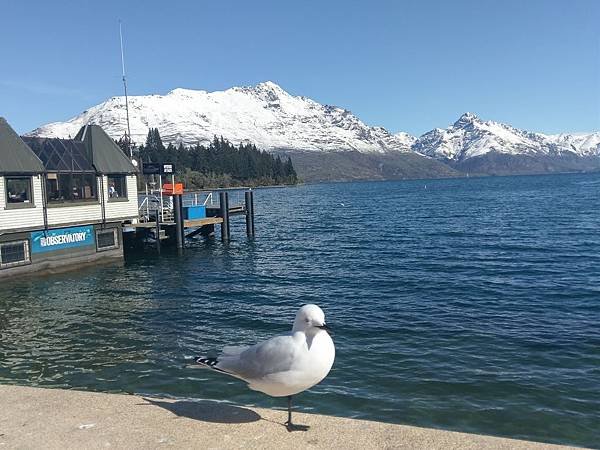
[184,205,206,220]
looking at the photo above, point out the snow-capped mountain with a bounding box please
[27,82,600,179]
[413,112,600,161]
[28,81,414,153]
[545,132,600,156]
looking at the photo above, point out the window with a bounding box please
[0,240,30,268]
[96,229,118,251]
[45,173,60,201]
[5,177,33,207]
[72,174,97,200]
[107,175,127,199]
[46,173,97,203]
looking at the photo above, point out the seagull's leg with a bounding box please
[285,395,310,432]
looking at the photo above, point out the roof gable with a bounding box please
[75,125,137,174]
[0,117,45,174]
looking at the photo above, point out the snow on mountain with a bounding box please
[412,112,600,161]
[28,81,414,154]
[545,132,600,156]
[393,131,417,148]
[27,83,600,164]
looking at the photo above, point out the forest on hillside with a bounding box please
[118,128,298,189]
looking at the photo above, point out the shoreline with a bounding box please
[0,385,579,449]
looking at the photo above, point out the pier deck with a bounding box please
[128,217,223,228]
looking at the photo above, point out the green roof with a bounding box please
[75,124,137,174]
[0,117,45,174]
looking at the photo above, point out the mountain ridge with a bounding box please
[29,81,414,154]
[27,82,600,180]
[412,112,600,161]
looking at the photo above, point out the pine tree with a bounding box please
[147,128,165,151]
[135,128,298,188]
[285,156,297,181]
[115,137,130,156]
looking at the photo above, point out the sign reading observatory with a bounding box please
[30,226,94,253]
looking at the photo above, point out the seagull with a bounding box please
[195,304,335,431]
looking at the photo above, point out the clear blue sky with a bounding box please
[1,0,598,136]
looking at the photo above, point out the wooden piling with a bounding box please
[250,190,255,236]
[155,214,161,253]
[245,190,255,237]
[219,191,230,242]
[173,194,184,250]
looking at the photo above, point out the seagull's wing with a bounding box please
[221,345,248,357]
[215,333,304,380]
[195,345,249,375]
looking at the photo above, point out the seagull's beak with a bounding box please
[317,323,333,335]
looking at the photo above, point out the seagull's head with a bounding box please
[292,304,332,335]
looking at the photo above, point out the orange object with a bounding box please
[162,183,184,195]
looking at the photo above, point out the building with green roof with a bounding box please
[0,118,139,278]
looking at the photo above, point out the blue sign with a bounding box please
[31,226,95,254]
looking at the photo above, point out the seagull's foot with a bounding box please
[285,421,310,432]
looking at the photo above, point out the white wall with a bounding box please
[0,175,45,231]
[104,175,139,222]
[0,174,140,232]
[47,175,140,227]
[46,177,103,227]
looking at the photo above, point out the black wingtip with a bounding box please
[195,357,219,367]
[195,357,232,375]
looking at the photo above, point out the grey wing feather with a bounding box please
[221,345,248,357]
[216,333,299,380]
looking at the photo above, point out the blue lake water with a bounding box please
[1,173,599,447]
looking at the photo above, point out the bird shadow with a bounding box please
[141,398,261,424]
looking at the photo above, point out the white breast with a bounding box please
[248,330,335,397]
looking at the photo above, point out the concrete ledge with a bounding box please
[0,385,577,449]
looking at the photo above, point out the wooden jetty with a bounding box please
[125,189,256,252]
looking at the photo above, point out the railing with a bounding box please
[139,188,249,222]
[184,189,246,208]
[215,189,246,208]
[182,191,215,207]
[182,190,243,207]
[138,194,173,222]
[138,196,149,213]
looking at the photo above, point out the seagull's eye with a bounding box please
[305,318,310,323]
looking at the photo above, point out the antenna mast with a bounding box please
[119,20,133,159]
